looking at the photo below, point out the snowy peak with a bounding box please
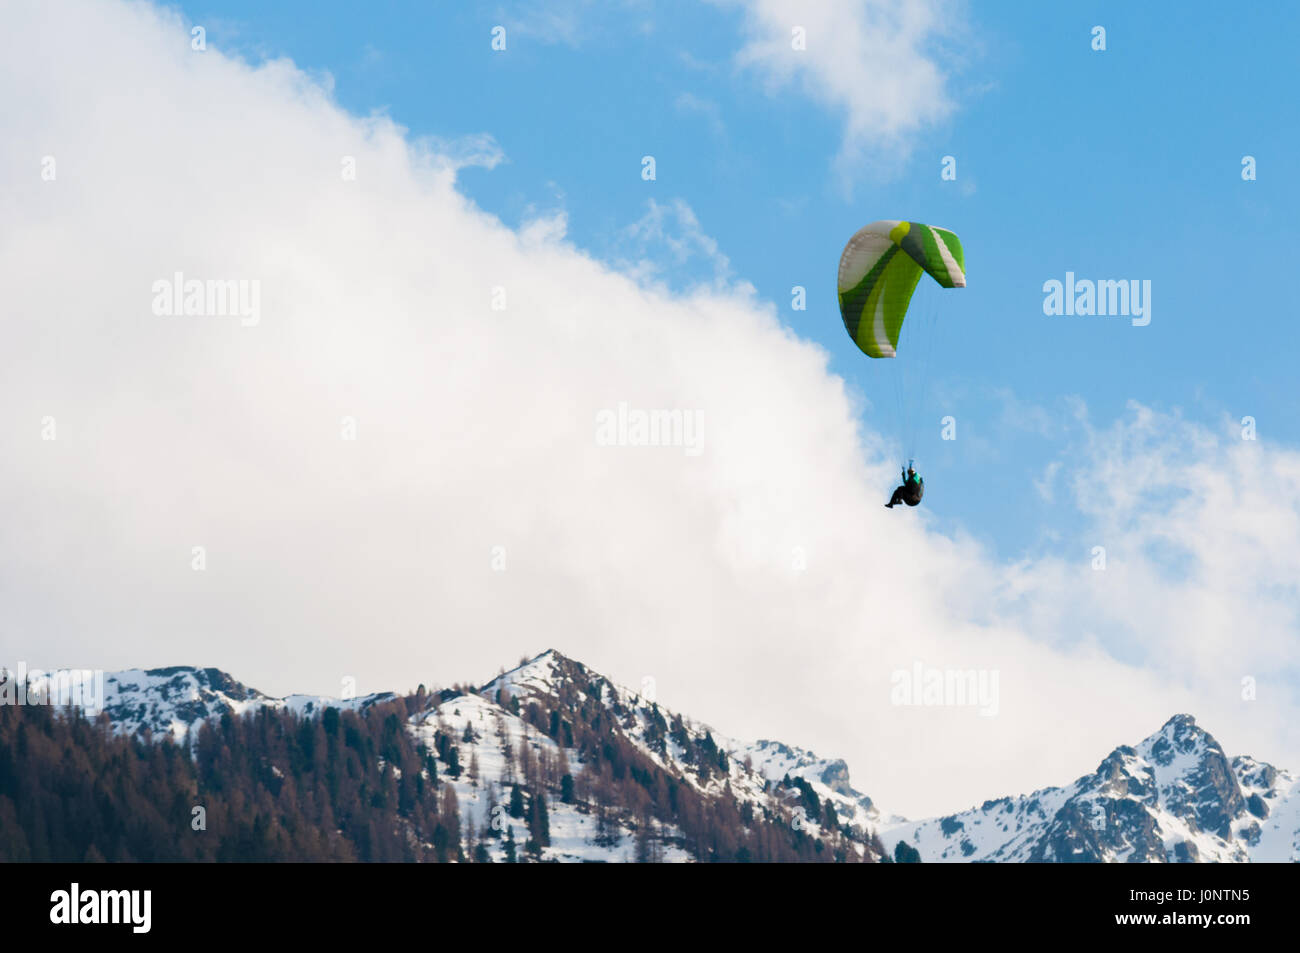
[1035,713,1249,862]
[414,651,889,861]
[1136,714,1245,841]
[480,649,596,706]
[3,664,396,744]
[479,649,652,725]
[98,667,271,742]
[477,651,883,838]
[727,738,881,821]
[883,715,1299,863]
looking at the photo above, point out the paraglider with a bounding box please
[885,461,924,508]
[836,220,965,508]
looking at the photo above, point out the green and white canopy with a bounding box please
[837,220,965,359]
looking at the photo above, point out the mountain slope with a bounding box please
[481,650,879,822]
[4,652,885,862]
[472,650,884,860]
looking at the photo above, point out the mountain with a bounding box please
[5,655,1296,862]
[880,714,1300,863]
[2,651,886,862]
[433,650,885,861]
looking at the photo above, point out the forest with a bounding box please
[0,685,886,863]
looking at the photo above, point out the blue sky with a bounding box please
[185,0,1299,561]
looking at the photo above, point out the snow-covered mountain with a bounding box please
[3,651,885,862]
[7,654,1296,862]
[480,651,884,830]
[469,650,884,860]
[880,714,1300,863]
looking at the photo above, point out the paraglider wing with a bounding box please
[836,220,965,359]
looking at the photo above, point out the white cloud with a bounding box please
[417,131,507,174]
[720,0,969,177]
[1054,403,1300,684]
[1033,460,1062,502]
[1,1,1296,820]
[613,198,734,289]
